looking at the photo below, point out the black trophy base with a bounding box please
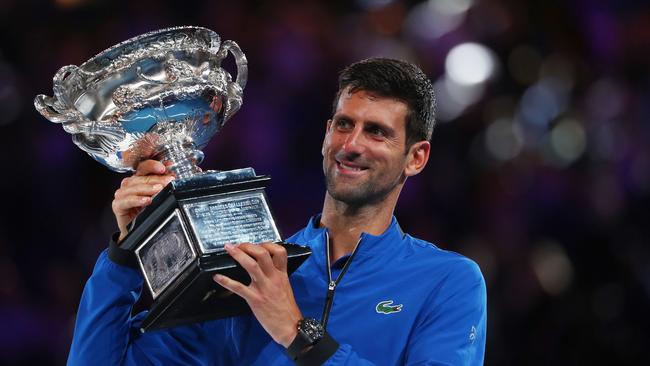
[140,242,311,332]
[118,168,312,332]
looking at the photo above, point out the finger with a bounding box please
[114,183,165,199]
[116,180,171,201]
[122,174,174,188]
[213,274,254,300]
[224,244,265,283]
[236,243,277,276]
[112,195,152,214]
[260,243,288,272]
[135,160,167,176]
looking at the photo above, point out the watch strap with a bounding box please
[295,331,339,366]
[288,318,321,359]
[287,332,311,360]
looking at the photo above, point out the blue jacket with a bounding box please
[68,216,487,365]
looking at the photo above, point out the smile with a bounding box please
[336,160,368,174]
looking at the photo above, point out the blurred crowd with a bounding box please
[0,0,648,364]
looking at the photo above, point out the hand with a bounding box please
[213,243,301,348]
[111,160,175,242]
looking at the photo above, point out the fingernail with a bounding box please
[140,197,149,203]
[224,243,233,250]
[213,274,223,282]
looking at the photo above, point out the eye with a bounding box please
[367,125,386,137]
[334,118,353,130]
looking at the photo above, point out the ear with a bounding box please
[404,141,430,177]
[322,119,333,156]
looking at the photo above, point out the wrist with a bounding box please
[280,327,299,348]
[278,311,302,348]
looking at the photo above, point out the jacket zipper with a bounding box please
[321,232,362,329]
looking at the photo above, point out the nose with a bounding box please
[342,125,365,155]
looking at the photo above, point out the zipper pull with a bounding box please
[328,281,336,291]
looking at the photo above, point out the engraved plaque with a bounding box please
[136,210,196,298]
[183,190,281,253]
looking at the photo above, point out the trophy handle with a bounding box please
[218,40,247,122]
[35,64,127,162]
[34,65,81,123]
[220,40,248,89]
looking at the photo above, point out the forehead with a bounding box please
[334,88,409,128]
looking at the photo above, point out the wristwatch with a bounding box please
[287,318,325,360]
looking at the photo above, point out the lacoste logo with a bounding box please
[375,300,403,314]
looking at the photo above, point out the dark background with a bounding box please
[1,0,649,365]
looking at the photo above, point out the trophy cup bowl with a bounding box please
[35,26,311,331]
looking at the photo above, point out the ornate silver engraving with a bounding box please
[34,26,248,178]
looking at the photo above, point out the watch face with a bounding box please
[301,318,324,341]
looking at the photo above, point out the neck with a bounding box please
[320,187,401,262]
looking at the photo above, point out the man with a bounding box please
[68,58,486,365]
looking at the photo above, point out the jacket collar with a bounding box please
[303,214,405,264]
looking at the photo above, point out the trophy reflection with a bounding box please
[34,26,311,331]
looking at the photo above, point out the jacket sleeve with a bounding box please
[403,258,487,366]
[321,258,487,366]
[67,249,234,366]
[67,249,147,365]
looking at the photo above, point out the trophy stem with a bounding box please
[157,142,201,180]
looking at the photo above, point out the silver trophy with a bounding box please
[35,26,310,331]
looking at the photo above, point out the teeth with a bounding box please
[340,162,362,171]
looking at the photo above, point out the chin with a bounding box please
[327,185,381,206]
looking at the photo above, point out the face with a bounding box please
[322,88,425,206]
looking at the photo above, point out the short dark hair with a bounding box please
[332,58,436,147]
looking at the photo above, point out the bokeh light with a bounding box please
[530,240,574,296]
[548,117,587,167]
[445,42,498,86]
[404,0,474,41]
[484,118,523,161]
